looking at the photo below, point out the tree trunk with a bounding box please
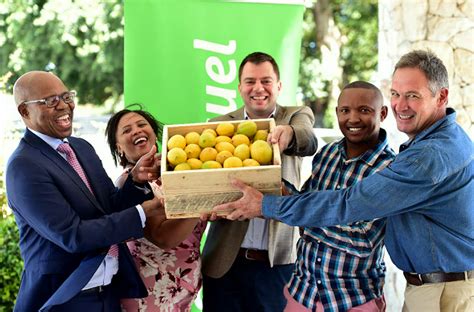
[311,1,343,127]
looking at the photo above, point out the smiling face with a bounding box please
[390,67,447,139]
[336,87,387,157]
[17,72,74,139]
[115,112,157,164]
[238,61,281,119]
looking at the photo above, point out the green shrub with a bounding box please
[0,214,22,311]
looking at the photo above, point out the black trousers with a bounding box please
[51,285,120,312]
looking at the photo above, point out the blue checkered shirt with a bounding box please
[287,129,396,311]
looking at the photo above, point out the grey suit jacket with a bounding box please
[202,105,317,278]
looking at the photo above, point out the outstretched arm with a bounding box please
[141,184,201,249]
[212,179,264,221]
[143,199,200,249]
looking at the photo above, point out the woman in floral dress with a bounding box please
[106,106,206,311]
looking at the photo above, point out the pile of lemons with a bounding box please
[166,120,273,171]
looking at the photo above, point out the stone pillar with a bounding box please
[379,0,474,139]
[378,0,474,311]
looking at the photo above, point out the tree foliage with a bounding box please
[335,0,378,83]
[1,0,378,123]
[299,0,378,127]
[0,0,124,106]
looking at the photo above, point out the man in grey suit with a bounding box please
[201,52,318,311]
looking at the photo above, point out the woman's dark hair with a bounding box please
[105,103,163,168]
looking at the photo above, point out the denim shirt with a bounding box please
[264,108,474,274]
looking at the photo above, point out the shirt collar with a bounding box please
[28,128,68,150]
[399,108,456,152]
[337,128,390,167]
[244,107,277,120]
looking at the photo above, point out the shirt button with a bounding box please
[317,240,321,244]
[317,280,322,285]
[317,258,321,262]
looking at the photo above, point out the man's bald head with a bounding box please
[13,71,65,106]
[13,71,74,139]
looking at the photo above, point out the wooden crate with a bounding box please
[160,118,282,219]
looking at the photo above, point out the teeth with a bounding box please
[399,114,413,120]
[134,137,147,145]
[57,115,69,121]
[348,128,361,132]
[251,96,267,100]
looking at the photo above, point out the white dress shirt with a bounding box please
[240,109,276,251]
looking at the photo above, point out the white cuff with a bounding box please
[136,205,146,227]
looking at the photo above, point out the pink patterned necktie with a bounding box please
[57,142,119,259]
[57,142,94,194]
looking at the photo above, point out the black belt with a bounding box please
[238,248,269,262]
[80,284,110,295]
[404,270,474,286]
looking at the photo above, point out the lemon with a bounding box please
[223,156,243,168]
[216,122,235,137]
[215,141,235,154]
[200,147,218,162]
[167,134,186,149]
[202,128,217,137]
[187,158,203,169]
[216,150,233,164]
[184,144,201,159]
[234,144,250,160]
[243,159,260,167]
[215,135,233,144]
[167,147,187,166]
[185,131,200,145]
[174,163,192,171]
[250,140,273,165]
[199,132,216,148]
[232,134,250,147]
[202,160,222,169]
[236,120,257,138]
[253,129,269,142]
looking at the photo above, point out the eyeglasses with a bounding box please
[22,91,76,108]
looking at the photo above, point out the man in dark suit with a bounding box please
[201,52,318,311]
[6,71,161,311]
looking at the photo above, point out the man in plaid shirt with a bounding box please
[284,81,396,311]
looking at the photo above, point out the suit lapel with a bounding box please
[66,142,105,211]
[273,104,287,125]
[24,130,106,214]
[227,107,245,120]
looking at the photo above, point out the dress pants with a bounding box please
[402,278,474,312]
[203,255,294,312]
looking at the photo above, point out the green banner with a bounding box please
[124,1,304,310]
[125,0,305,125]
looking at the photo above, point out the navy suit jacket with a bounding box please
[6,129,150,311]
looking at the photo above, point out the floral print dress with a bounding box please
[121,221,206,312]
